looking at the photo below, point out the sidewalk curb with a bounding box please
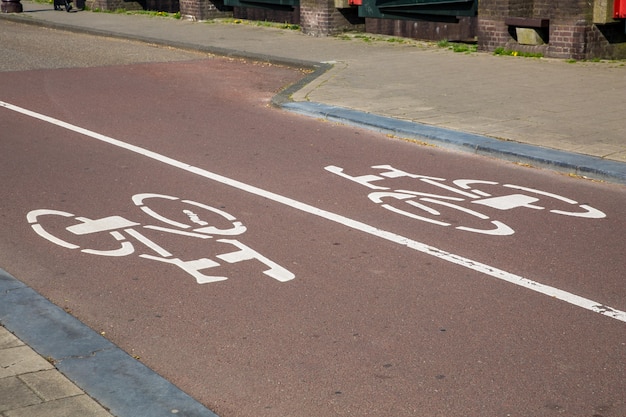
[279,101,626,185]
[0,268,219,417]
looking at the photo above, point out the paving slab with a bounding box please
[0,326,114,417]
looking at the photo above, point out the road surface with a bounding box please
[1,21,625,417]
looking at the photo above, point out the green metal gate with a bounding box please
[224,0,297,9]
[359,0,477,19]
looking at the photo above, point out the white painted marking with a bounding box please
[503,184,606,218]
[31,224,79,250]
[81,240,135,257]
[554,204,605,218]
[216,239,295,282]
[3,100,625,323]
[324,165,389,190]
[421,197,491,220]
[405,199,442,217]
[133,193,192,229]
[471,194,543,211]
[395,190,466,201]
[453,179,498,191]
[66,216,140,235]
[142,225,213,239]
[139,254,226,284]
[456,220,513,236]
[504,184,578,204]
[368,192,413,204]
[419,178,480,198]
[27,209,80,250]
[183,210,209,226]
[380,203,449,226]
[125,228,172,258]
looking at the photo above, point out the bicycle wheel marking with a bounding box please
[3,100,624,323]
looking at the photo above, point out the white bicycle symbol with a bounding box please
[325,165,605,236]
[27,193,294,284]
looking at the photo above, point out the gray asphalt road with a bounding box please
[0,20,208,71]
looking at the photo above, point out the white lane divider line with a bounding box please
[2,100,625,324]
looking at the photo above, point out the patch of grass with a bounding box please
[87,7,181,18]
[493,47,543,58]
[353,34,374,43]
[386,37,408,44]
[436,39,477,53]
[209,18,299,30]
[451,43,476,53]
[334,32,431,47]
[132,10,172,17]
[280,22,300,30]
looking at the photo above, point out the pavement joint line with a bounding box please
[1,12,625,185]
[0,268,220,417]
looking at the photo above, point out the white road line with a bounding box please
[3,100,625,324]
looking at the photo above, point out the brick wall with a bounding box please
[180,0,232,20]
[508,0,533,17]
[476,17,511,50]
[87,0,144,10]
[547,20,587,59]
[145,0,178,12]
[366,16,476,42]
[300,0,361,35]
[478,0,626,59]
[233,6,300,24]
[88,0,233,17]
[87,0,626,58]
[588,20,626,57]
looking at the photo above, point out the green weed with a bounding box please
[493,47,543,58]
[437,40,477,53]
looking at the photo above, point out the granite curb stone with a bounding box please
[0,269,219,417]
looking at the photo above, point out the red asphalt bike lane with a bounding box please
[1,58,625,417]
